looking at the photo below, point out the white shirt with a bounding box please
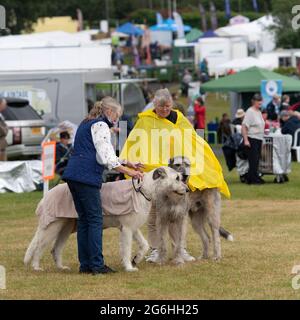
[91,121,121,170]
[242,107,265,141]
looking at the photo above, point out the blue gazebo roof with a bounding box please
[116,22,144,36]
[150,18,191,32]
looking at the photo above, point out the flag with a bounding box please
[252,0,259,12]
[76,8,83,32]
[210,1,218,30]
[156,12,163,25]
[173,11,185,39]
[225,0,231,19]
[198,2,207,32]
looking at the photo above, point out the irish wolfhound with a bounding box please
[24,167,188,272]
[168,156,233,261]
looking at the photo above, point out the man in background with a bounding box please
[0,98,8,161]
[55,131,73,175]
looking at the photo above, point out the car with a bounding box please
[1,98,46,159]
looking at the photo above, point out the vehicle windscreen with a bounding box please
[2,104,41,121]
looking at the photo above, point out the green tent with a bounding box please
[201,67,300,93]
[185,28,203,43]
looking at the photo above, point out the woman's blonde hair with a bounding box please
[85,96,123,121]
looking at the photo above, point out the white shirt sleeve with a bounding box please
[91,121,121,170]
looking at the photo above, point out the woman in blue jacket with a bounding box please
[63,97,143,275]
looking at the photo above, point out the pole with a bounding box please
[168,0,171,18]
[105,0,109,23]
[173,0,177,12]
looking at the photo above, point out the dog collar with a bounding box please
[132,179,152,202]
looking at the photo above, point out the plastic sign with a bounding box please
[42,141,56,180]
[261,80,283,109]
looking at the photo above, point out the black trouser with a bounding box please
[246,137,262,183]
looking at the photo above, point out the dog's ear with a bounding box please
[168,157,174,167]
[153,167,167,180]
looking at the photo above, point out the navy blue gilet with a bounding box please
[63,117,113,188]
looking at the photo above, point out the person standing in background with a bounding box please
[242,94,265,185]
[0,98,8,161]
[194,97,206,130]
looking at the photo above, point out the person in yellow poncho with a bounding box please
[120,88,230,262]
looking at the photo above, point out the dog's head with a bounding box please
[152,167,189,196]
[168,156,191,184]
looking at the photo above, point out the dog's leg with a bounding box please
[31,221,65,271]
[156,217,169,265]
[207,190,222,261]
[189,212,210,260]
[51,220,75,270]
[170,219,185,265]
[132,229,149,266]
[120,226,138,272]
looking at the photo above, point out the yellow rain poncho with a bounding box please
[120,109,230,198]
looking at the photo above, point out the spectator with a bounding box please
[0,98,8,161]
[181,69,192,97]
[199,59,209,82]
[281,95,291,111]
[55,131,73,176]
[266,95,281,121]
[217,113,231,143]
[280,110,300,145]
[242,93,265,185]
[194,97,206,130]
[232,109,245,134]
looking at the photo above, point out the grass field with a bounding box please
[1,93,300,300]
[1,158,300,300]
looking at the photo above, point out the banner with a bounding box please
[42,141,56,181]
[252,0,259,12]
[210,1,218,30]
[156,12,163,25]
[225,0,231,19]
[261,80,283,109]
[199,3,207,32]
[173,11,185,39]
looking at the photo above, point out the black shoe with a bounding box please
[92,265,117,275]
[79,269,92,274]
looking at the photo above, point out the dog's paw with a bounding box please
[197,255,209,260]
[125,267,139,272]
[58,265,71,271]
[172,258,185,265]
[33,267,44,272]
[213,256,221,262]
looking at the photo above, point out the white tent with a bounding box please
[0,30,100,49]
[215,57,273,76]
[0,30,112,71]
[215,15,276,53]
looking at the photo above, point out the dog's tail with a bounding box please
[24,231,39,266]
[219,227,234,241]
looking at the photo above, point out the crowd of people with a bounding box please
[221,93,300,185]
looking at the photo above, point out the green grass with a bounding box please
[0,93,300,300]
[1,153,300,300]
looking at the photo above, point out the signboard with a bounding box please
[261,80,283,109]
[42,141,56,181]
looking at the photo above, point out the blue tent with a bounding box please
[150,18,191,32]
[200,30,218,38]
[116,22,144,36]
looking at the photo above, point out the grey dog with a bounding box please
[168,156,233,261]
